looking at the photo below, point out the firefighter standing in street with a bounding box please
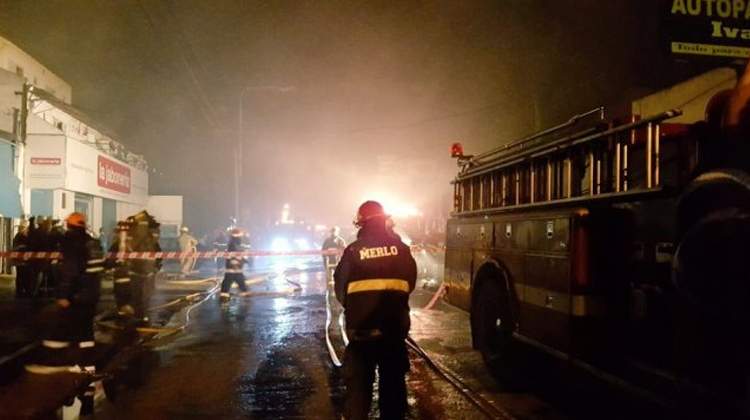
[334,200,417,420]
[178,226,199,278]
[220,228,249,302]
[107,219,136,321]
[321,226,347,274]
[11,220,32,298]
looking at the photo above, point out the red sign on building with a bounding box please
[97,156,131,194]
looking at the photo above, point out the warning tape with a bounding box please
[0,245,445,259]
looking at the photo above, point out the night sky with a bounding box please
[0,1,708,236]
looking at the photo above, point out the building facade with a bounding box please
[0,35,180,273]
[24,87,150,233]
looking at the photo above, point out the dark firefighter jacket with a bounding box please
[225,236,248,273]
[11,231,30,267]
[59,227,105,304]
[334,222,417,340]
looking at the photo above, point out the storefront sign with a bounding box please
[97,155,131,194]
[25,135,66,188]
[30,157,62,165]
[662,0,750,60]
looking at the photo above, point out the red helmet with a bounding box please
[230,228,243,238]
[65,212,87,228]
[354,200,388,227]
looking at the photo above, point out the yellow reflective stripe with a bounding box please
[347,278,410,294]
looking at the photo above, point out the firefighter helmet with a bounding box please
[116,220,131,232]
[230,228,243,238]
[354,200,388,227]
[65,212,87,228]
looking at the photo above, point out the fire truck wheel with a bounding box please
[103,377,118,402]
[674,207,750,322]
[473,278,523,388]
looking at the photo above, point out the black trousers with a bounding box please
[14,265,34,298]
[114,274,153,321]
[343,336,410,420]
[221,272,247,293]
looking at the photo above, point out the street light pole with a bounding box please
[236,86,252,225]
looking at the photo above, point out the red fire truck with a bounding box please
[443,78,750,416]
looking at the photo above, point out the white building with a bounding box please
[0,36,71,104]
[24,87,150,233]
[0,35,182,272]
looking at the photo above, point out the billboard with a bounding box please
[662,0,750,61]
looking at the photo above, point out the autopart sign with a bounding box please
[663,0,750,60]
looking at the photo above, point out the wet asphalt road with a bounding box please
[93,256,566,420]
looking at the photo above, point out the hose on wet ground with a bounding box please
[405,336,516,420]
[96,277,222,337]
[325,285,343,367]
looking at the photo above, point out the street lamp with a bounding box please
[235,85,295,225]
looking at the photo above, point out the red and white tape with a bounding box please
[0,245,444,259]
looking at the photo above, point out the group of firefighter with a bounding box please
[11,200,420,420]
[11,211,163,325]
[11,210,163,416]
[11,215,66,298]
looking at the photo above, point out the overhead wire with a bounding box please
[134,0,220,129]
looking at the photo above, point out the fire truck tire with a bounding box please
[677,169,750,234]
[472,278,523,388]
[673,207,750,322]
[103,376,118,402]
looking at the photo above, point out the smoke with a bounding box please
[0,1,679,238]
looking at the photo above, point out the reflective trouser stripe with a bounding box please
[115,277,131,283]
[43,340,70,348]
[87,258,105,273]
[347,278,410,294]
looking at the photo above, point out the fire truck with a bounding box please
[443,70,750,417]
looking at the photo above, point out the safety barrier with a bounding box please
[0,245,445,259]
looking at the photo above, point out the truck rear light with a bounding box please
[451,142,464,158]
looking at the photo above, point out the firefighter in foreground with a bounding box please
[334,200,417,420]
[25,212,105,417]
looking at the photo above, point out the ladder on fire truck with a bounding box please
[451,107,686,215]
